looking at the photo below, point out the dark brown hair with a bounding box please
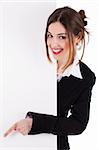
[45,6,89,70]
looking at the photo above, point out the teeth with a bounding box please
[53,49,62,52]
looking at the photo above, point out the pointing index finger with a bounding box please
[4,123,17,137]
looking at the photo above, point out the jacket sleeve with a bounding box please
[26,74,96,136]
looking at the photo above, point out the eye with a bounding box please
[58,36,66,40]
[47,33,53,38]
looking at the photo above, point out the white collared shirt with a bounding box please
[57,54,83,82]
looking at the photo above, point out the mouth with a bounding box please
[51,48,63,55]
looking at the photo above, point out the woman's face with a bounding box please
[47,22,79,62]
[47,22,70,62]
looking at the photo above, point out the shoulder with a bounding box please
[79,61,96,86]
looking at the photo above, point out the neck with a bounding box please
[57,50,70,74]
[57,59,67,74]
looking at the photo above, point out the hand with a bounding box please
[4,118,33,137]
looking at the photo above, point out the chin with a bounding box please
[53,55,59,60]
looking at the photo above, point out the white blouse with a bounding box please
[57,54,83,82]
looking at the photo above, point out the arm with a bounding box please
[27,75,96,136]
[4,73,96,137]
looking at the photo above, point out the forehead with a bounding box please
[48,22,67,34]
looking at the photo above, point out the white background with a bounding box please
[56,0,99,150]
[0,1,57,150]
[0,0,98,150]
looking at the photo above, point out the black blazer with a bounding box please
[26,61,96,150]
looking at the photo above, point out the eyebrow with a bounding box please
[47,31,67,36]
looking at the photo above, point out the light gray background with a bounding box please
[0,1,57,150]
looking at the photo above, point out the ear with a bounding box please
[74,31,83,44]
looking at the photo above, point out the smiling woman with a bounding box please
[45,7,88,75]
[4,6,96,150]
[47,22,70,61]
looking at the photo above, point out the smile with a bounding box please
[51,48,63,55]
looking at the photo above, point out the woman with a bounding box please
[4,6,96,150]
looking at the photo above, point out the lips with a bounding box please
[51,48,63,55]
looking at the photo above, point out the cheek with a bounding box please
[63,41,70,50]
[47,40,50,48]
[47,40,53,51]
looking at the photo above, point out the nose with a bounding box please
[51,37,59,48]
